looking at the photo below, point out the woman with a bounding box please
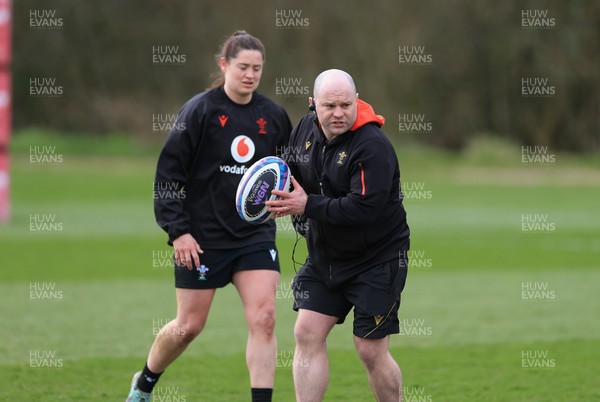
[127,31,292,402]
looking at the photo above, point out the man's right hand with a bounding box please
[173,233,204,271]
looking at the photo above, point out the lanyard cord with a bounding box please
[290,219,306,274]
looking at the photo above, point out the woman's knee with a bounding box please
[248,307,276,337]
[167,316,206,345]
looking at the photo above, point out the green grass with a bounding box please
[1,137,599,401]
[11,128,160,157]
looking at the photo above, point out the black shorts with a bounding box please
[292,255,408,339]
[174,242,280,289]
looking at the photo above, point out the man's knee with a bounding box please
[354,337,387,369]
[294,320,325,347]
[294,310,337,348]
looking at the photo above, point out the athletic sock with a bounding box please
[251,387,273,402]
[136,362,163,393]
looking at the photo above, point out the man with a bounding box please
[267,69,410,402]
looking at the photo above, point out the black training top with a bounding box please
[154,86,292,248]
[286,100,410,287]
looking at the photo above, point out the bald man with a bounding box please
[267,69,410,402]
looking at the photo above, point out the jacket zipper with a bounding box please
[319,143,326,195]
[319,141,333,283]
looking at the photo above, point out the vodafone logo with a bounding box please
[220,135,255,175]
[231,135,255,163]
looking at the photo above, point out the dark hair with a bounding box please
[209,30,266,88]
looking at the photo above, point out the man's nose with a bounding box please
[333,106,344,117]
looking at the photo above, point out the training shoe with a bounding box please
[126,371,152,402]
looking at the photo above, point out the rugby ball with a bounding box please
[235,156,291,224]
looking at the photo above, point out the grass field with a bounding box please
[1,133,599,401]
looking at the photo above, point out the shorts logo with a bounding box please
[231,135,255,163]
[374,315,384,326]
[269,249,277,262]
[197,264,209,281]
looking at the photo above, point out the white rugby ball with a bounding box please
[235,156,291,224]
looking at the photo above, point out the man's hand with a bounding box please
[173,233,204,270]
[267,176,308,218]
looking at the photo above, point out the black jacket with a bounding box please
[287,100,409,287]
[154,86,292,248]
